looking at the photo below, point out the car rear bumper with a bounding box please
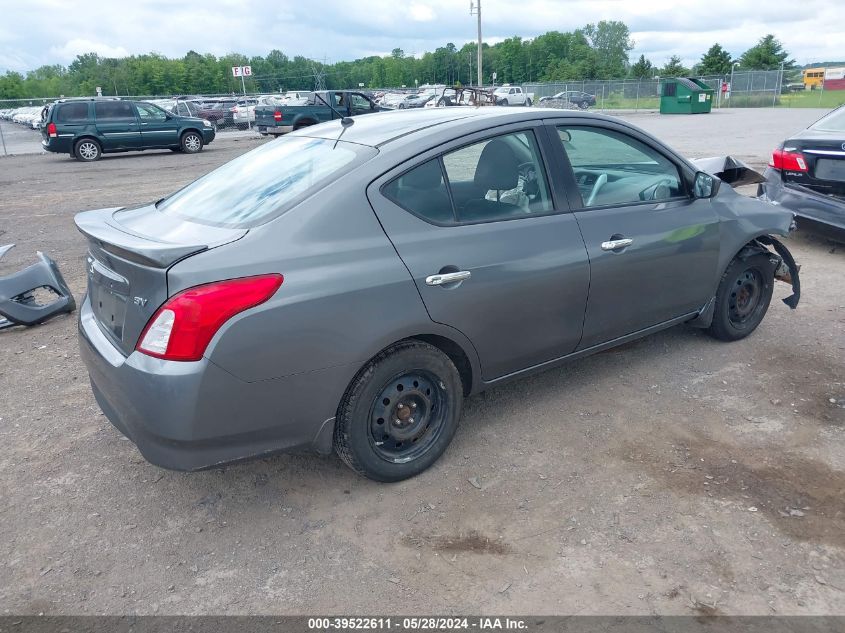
[257,125,291,135]
[41,135,73,153]
[78,295,350,470]
[760,167,845,239]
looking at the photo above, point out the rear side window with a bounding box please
[55,102,89,123]
[158,136,376,228]
[384,130,552,225]
[95,101,135,120]
[383,160,454,223]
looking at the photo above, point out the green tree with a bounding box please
[739,35,795,70]
[698,43,733,75]
[582,20,633,78]
[660,55,689,77]
[629,54,654,79]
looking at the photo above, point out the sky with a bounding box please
[0,0,842,74]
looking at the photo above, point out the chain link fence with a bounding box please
[524,70,843,111]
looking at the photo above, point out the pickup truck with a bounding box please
[255,91,381,135]
[492,85,534,106]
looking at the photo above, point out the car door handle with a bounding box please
[425,271,471,286]
[601,238,633,251]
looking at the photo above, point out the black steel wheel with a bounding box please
[334,340,463,481]
[707,252,775,341]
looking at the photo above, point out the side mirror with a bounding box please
[693,171,720,198]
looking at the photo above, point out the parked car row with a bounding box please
[0,105,46,129]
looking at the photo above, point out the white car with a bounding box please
[232,95,285,127]
[493,85,533,106]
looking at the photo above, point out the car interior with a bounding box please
[558,127,685,207]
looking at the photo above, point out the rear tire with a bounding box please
[180,131,203,154]
[707,253,775,341]
[334,340,463,482]
[74,138,101,162]
[526,98,532,107]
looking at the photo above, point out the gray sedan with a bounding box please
[76,108,800,481]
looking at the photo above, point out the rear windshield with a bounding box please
[157,136,376,228]
[810,106,845,133]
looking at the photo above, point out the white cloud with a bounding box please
[408,3,437,22]
[49,39,129,61]
[0,0,843,73]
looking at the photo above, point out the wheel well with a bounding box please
[407,334,473,396]
[181,128,202,139]
[74,135,100,148]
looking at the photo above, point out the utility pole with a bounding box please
[470,0,482,87]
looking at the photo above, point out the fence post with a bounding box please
[635,81,640,111]
[0,121,6,156]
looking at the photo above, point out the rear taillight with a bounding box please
[47,122,57,138]
[273,111,282,121]
[770,148,807,172]
[136,274,283,362]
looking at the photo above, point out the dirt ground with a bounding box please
[0,109,843,616]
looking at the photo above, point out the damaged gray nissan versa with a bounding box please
[76,108,801,482]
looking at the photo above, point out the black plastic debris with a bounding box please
[0,244,76,330]
[692,155,767,188]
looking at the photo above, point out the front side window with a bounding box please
[55,102,89,123]
[135,102,168,121]
[384,130,553,224]
[157,136,375,228]
[558,126,684,208]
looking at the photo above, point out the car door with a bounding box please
[94,101,140,150]
[546,120,721,349]
[350,93,377,116]
[367,123,590,380]
[134,102,179,147]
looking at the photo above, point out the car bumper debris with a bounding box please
[0,244,76,330]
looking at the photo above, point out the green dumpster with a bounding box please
[659,77,714,114]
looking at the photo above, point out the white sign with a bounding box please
[231,65,252,77]
[698,93,706,102]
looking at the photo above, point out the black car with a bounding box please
[539,91,596,109]
[41,98,215,161]
[760,105,845,241]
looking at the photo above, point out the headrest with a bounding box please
[474,139,519,191]
[401,160,443,190]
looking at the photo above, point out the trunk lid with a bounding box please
[785,132,845,197]
[75,205,247,355]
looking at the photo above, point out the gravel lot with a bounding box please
[0,109,843,616]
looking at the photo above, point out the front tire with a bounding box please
[707,253,775,341]
[180,131,203,153]
[74,138,101,161]
[334,341,463,482]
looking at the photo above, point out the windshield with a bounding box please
[157,136,377,228]
[809,106,845,133]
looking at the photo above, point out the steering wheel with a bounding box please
[640,177,676,201]
[585,173,607,206]
[518,161,539,197]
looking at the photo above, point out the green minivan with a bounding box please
[41,98,216,161]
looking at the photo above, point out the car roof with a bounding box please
[292,107,611,148]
